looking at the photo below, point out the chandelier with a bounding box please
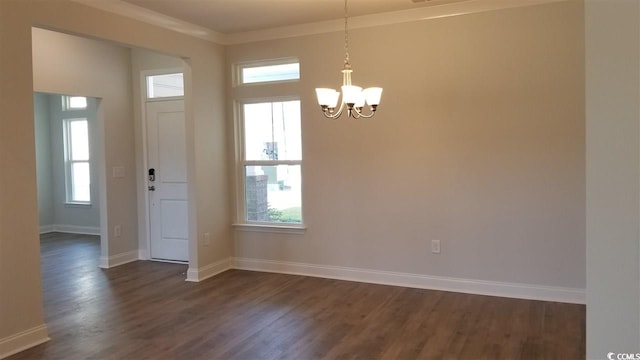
[315,0,383,119]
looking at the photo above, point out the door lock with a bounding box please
[148,185,155,191]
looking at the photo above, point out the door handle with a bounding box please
[148,185,156,191]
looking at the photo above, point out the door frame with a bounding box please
[139,68,186,262]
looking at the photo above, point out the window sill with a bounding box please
[64,202,92,208]
[232,223,306,235]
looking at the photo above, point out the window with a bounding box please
[238,59,300,85]
[62,96,87,110]
[64,118,91,203]
[146,73,184,98]
[241,100,302,224]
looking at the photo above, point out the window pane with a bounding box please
[68,96,87,109]
[147,73,184,98]
[70,120,89,161]
[72,162,91,202]
[243,100,301,161]
[242,62,299,84]
[245,165,301,223]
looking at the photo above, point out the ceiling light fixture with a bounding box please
[315,0,383,119]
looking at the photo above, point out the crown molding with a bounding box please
[71,0,568,46]
[225,0,568,45]
[70,0,225,44]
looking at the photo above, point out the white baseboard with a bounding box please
[99,250,139,269]
[138,249,149,260]
[233,257,586,304]
[0,324,49,359]
[186,258,233,282]
[39,224,100,235]
[38,225,55,234]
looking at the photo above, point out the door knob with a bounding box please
[148,185,156,191]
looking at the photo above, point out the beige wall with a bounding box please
[0,0,230,352]
[11,0,640,357]
[32,29,130,253]
[586,0,640,357]
[229,1,585,289]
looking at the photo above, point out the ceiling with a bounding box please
[121,0,471,34]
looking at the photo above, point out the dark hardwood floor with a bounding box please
[10,232,585,359]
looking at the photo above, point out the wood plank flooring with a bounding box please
[10,232,585,359]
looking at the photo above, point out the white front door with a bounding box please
[146,100,189,262]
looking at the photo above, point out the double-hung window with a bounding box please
[236,59,303,226]
[241,99,302,224]
[62,97,91,204]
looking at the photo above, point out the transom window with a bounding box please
[237,59,300,85]
[146,72,184,99]
[240,99,302,224]
[63,96,87,110]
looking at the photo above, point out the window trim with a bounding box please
[234,58,300,87]
[235,96,304,228]
[63,117,91,205]
[232,223,306,234]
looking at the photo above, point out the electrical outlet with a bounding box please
[203,232,210,246]
[114,225,121,237]
[431,239,441,254]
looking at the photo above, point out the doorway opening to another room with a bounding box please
[34,92,102,241]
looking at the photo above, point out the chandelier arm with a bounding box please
[333,100,346,117]
[320,100,346,119]
[321,109,342,119]
[351,107,377,119]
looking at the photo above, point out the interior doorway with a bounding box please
[33,92,102,239]
[31,28,193,270]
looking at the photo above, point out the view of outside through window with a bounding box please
[67,96,87,109]
[243,100,302,223]
[241,62,300,84]
[146,73,184,98]
[66,118,91,202]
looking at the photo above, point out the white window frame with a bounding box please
[234,96,305,232]
[63,117,91,205]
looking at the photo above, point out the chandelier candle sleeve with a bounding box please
[314,0,383,119]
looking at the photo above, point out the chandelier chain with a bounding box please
[344,0,349,65]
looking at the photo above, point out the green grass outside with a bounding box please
[269,206,302,223]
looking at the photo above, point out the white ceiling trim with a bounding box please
[70,0,225,43]
[226,0,568,45]
[72,0,568,46]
